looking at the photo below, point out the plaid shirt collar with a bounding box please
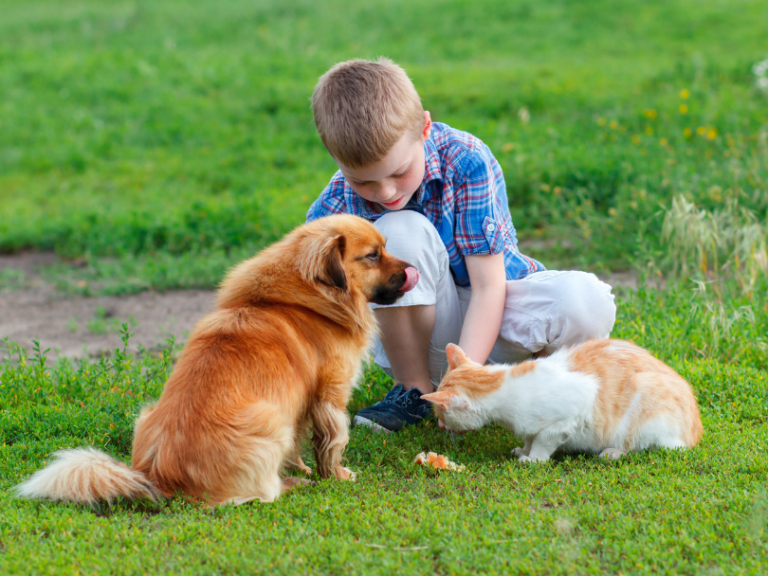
[344,137,443,217]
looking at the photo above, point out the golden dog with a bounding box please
[17,215,418,506]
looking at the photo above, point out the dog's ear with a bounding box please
[302,233,347,291]
[320,234,347,290]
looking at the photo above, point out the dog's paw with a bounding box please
[281,477,316,493]
[336,467,356,482]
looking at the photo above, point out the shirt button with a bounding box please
[487,224,496,232]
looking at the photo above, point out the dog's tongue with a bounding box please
[398,267,419,293]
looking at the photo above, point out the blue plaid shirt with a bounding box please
[306,122,544,287]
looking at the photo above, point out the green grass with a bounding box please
[2,284,768,575]
[2,0,768,573]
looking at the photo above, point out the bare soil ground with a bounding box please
[0,251,638,361]
[0,252,215,360]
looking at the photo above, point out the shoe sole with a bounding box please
[352,416,392,433]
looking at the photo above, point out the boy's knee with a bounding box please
[373,212,449,296]
[545,272,616,351]
[374,211,442,261]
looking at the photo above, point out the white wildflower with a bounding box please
[752,57,768,91]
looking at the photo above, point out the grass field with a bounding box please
[1,0,767,574]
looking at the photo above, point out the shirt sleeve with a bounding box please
[453,150,513,257]
[306,172,349,222]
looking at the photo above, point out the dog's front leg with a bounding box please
[311,402,354,480]
[284,423,312,475]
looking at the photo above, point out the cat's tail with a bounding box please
[16,448,161,504]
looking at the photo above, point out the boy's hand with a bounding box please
[436,253,505,434]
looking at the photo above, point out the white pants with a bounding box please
[370,211,617,389]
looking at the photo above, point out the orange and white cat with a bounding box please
[422,340,702,462]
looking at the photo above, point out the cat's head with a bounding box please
[421,344,503,431]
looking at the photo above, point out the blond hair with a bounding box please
[311,58,424,168]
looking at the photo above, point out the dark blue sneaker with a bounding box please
[353,384,432,433]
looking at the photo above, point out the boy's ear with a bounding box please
[421,390,454,411]
[421,111,432,141]
[302,233,347,291]
[446,343,470,371]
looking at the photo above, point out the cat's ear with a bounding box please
[422,390,469,412]
[421,390,455,411]
[446,343,471,371]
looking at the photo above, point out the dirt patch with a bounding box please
[1,252,215,360]
[0,251,640,361]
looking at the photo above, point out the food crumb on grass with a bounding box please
[414,451,466,472]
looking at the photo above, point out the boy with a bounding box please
[306,58,616,432]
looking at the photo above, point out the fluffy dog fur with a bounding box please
[17,215,414,506]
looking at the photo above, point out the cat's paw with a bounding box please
[513,447,528,457]
[599,448,625,461]
[518,455,548,464]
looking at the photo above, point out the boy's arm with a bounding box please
[459,253,507,364]
[306,171,349,222]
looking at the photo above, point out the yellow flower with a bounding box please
[697,126,706,135]
[679,104,688,114]
[502,143,514,152]
[680,89,690,99]
[609,120,619,129]
[644,109,657,119]
[608,208,618,216]
[645,126,654,136]
[597,117,606,126]
[707,128,718,140]
[632,134,641,145]
[683,128,693,137]
[659,138,668,146]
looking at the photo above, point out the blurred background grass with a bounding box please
[1,0,766,294]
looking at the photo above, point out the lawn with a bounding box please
[1,0,767,574]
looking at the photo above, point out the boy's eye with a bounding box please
[393,171,408,179]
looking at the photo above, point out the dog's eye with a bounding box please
[366,252,380,261]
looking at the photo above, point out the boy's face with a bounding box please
[337,112,432,211]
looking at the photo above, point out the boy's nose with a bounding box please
[379,182,397,201]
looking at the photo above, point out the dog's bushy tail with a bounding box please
[16,448,161,504]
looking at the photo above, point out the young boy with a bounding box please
[306,58,616,432]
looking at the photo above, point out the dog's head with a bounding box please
[299,215,418,305]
